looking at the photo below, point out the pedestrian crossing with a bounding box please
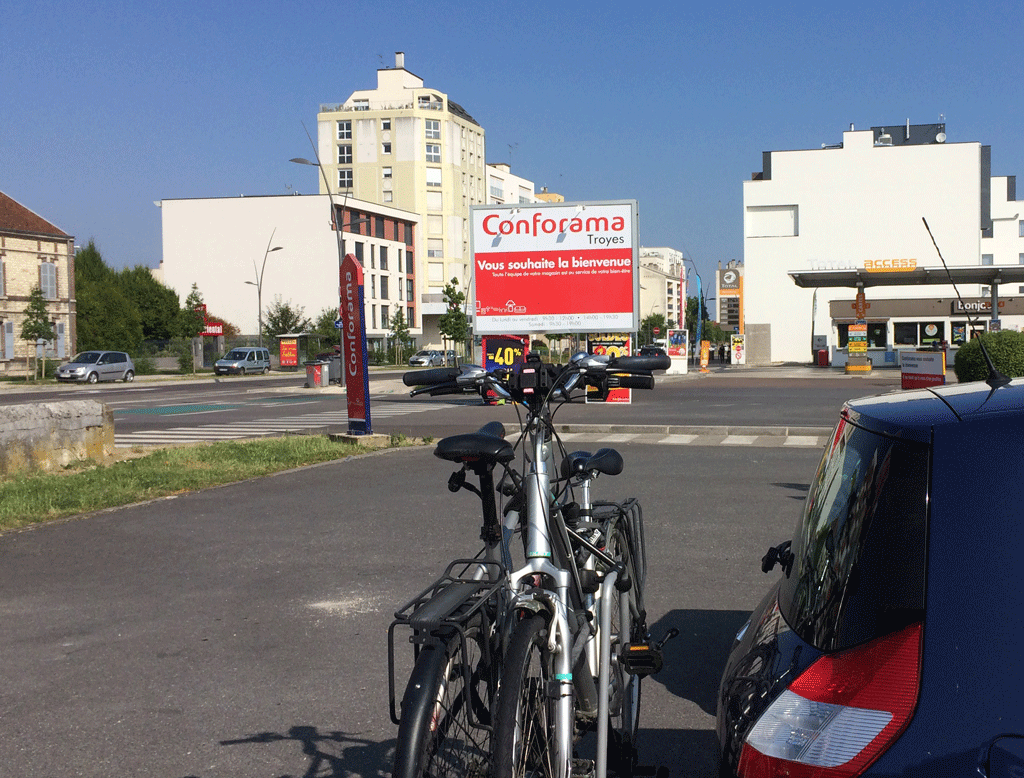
[114,403,449,448]
[510,430,831,449]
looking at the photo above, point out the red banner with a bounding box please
[340,254,372,434]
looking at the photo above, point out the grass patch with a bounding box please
[0,435,371,532]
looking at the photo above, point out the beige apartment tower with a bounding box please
[317,52,487,343]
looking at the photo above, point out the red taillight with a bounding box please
[737,622,922,778]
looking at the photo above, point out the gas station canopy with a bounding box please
[788,266,1024,289]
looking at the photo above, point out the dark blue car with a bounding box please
[716,377,1024,778]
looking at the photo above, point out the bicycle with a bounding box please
[389,352,676,778]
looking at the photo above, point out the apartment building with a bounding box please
[0,191,75,375]
[638,247,686,328]
[485,163,536,206]
[317,52,487,345]
[743,122,1024,364]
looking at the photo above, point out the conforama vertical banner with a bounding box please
[471,201,639,334]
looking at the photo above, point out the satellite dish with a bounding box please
[936,132,946,143]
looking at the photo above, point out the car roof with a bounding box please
[844,377,1024,441]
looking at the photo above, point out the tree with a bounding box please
[388,305,411,365]
[21,286,56,380]
[179,284,207,339]
[74,241,144,354]
[263,296,311,341]
[117,265,180,341]
[437,278,469,353]
[639,313,666,346]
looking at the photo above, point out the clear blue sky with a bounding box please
[3,0,1021,293]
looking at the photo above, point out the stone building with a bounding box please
[0,191,75,376]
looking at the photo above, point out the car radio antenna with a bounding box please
[922,217,1010,388]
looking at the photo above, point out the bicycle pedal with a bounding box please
[571,757,596,778]
[619,643,664,676]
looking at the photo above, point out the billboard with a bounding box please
[470,201,639,334]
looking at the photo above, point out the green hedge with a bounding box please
[953,330,1024,382]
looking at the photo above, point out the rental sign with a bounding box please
[470,201,639,334]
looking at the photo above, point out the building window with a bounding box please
[428,239,444,258]
[919,322,944,347]
[370,275,376,299]
[354,242,364,263]
[426,144,440,163]
[427,168,442,188]
[338,169,352,189]
[371,305,377,329]
[40,262,57,299]
[380,276,389,300]
[1019,253,1024,265]
[425,119,440,139]
[0,261,4,297]
[894,322,918,346]
[382,142,392,155]
[338,145,352,164]
[490,184,504,199]
[1020,220,1024,238]
[375,216,385,238]
[383,191,393,203]
[380,246,388,271]
[381,118,391,131]
[337,120,351,139]
[407,306,415,327]
[982,286,991,295]
[382,166,392,179]
[407,279,414,301]
[982,254,994,265]
[353,99,369,111]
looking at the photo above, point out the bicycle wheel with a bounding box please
[604,526,642,775]
[491,613,563,778]
[393,625,493,778]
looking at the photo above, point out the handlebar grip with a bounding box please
[612,374,655,390]
[608,355,671,372]
[403,367,461,387]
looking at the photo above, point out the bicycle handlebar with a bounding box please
[607,355,671,373]
[402,367,461,387]
[609,374,655,390]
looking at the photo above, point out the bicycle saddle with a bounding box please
[434,428,515,464]
[561,448,624,479]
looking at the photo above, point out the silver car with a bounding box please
[408,350,444,367]
[56,351,136,383]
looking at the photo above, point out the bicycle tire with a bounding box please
[491,613,564,778]
[603,526,642,776]
[393,626,493,778]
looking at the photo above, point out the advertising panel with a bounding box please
[279,338,298,368]
[482,335,529,404]
[847,323,868,354]
[901,350,946,389]
[471,201,639,334]
[731,334,746,365]
[339,254,372,434]
[586,334,631,403]
[666,328,688,375]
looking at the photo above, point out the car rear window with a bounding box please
[778,416,929,652]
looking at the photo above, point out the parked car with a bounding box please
[716,376,1024,777]
[408,349,443,367]
[56,351,135,383]
[638,345,666,356]
[214,347,271,376]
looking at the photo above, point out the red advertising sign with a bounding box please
[471,201,639,334]
[340,253,372,435]
[586,334,631,404]
[280,338,299,368]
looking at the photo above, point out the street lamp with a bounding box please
[245,229,283,348]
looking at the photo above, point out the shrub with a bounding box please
[953,330,1024,383]
[133,354,157,375]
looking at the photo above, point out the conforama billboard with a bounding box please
[470,201,639,334]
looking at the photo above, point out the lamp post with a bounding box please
[245,229,283,348]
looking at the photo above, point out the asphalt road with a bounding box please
[0,368,905,776]
[1,433,823,777]
[1,365,906,445]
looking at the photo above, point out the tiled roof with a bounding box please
[0,191,70,238]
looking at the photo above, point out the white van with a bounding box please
[214,347,271,376]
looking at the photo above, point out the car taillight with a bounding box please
[737,621,922,778]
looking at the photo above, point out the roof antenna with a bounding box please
[922,217,1010,388]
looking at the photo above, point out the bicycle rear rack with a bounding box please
[388,558,507,726]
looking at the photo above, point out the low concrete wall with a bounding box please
[0,401,114,477]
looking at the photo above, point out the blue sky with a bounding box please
[3,0,1021,292]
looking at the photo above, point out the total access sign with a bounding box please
[470,201,639,334]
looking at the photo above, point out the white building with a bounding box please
[156,194,420,350]
[638,247,686,329]
[316,52,489,345]
[743,122,1024,365]
[485,163,537,206]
